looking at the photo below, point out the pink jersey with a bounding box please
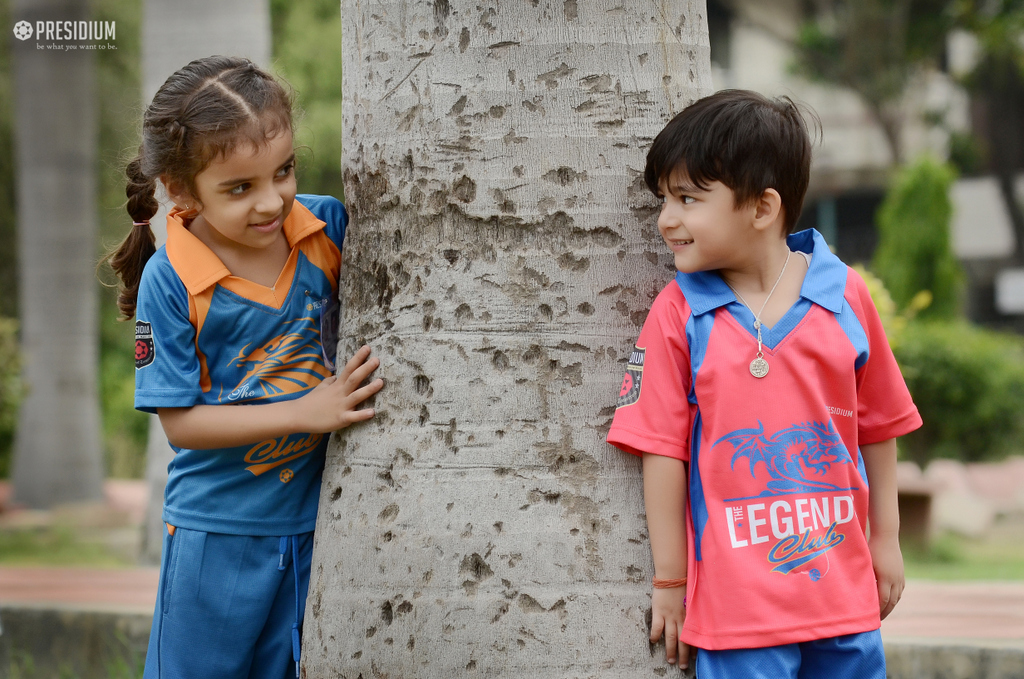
[608,229,921,650]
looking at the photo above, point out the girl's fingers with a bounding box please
[339,345,372,378]
[347,379,384,406]
[345,356,381,385]
[344,407,376,423]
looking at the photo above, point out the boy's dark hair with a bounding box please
[105,55,294,318]
[644,89,815,235]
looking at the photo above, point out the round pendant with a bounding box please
[749,356,769,378]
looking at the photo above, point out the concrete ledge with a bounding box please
[886,638,1024,679]
[0,604,151,679]
[3,604,1024,678]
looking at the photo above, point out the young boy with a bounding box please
[607,90,921,678]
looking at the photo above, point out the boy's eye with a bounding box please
[277,163,295,178]
[682,195,696,204]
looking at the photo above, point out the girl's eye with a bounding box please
[682,195,695,205]
[228,183,249,196]
[277,163,295,178]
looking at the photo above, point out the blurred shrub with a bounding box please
[894,320,1024,465]
[852,264,932,349]
[873,156,962,319]
[0,317,21,477]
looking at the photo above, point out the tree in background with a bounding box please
[10,0,105,507]
[303,0,710,674]
[873,156,962,318]
[955,0,1024,264]
[792,0,951,163]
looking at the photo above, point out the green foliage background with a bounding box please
[866,158,1024,466]
[872,156,962,319]
[895,320,1024,465]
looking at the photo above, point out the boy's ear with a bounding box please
[751,188,783,233]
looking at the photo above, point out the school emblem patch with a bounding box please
[135,320,155,369]
[616,346,645,408]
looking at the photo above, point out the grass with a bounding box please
[903,514,1024,580]
[0,524,133,567]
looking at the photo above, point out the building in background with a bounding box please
[708,0,1023,329]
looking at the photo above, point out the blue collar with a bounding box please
[674,229,847,315]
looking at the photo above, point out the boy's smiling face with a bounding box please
[657,169,756,274]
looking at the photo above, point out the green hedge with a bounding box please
[894,320,1024,465]
[0,317,20,477]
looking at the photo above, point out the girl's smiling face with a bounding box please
[172,130,297,253]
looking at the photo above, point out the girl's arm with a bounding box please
[159,345,383,449]
[861,437,904,620]
[642,452,690,668]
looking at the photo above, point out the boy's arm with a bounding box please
[158,346,382,449]
[643,452,690,668]
[861,437,904,620]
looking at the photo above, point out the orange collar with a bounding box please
[164,200,326,295]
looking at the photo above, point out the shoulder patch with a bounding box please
[616,346,645,408]
[135,320,155,369]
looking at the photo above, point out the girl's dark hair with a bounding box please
[644,89,817,235]
[106,55,293,318]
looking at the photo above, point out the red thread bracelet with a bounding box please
[652,576,687,589]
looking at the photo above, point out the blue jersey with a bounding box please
[134,194,346,535]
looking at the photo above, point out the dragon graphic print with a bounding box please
[715,420,858,579]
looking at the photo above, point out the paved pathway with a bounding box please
[882,580,1024,646]
[1,568,1023,646]
[0,566,159,615]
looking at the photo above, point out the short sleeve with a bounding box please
[296,194,348,251]
[134,251,204,413]
[846,270,922,444]
[606,285,693,460]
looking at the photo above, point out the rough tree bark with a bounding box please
[304,1,710,675]
[10,0,104,508]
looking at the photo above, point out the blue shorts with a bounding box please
[696,629,885,679]
[143,527,314,679]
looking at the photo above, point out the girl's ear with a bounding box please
[161,175,193,210]
[751,188,783,233]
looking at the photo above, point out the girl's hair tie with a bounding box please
[652,576,687,589]
[132,220,150,227]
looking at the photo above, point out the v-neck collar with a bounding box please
[674,229,848,350]
[675,229,847,316]
[164,200,326,307]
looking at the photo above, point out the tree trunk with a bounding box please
[304,1,710,675]
[138,0,272,563]
[10,0,104,508]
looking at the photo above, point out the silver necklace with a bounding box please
[726,250,791,378]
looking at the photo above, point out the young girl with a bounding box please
[108,56,383,679]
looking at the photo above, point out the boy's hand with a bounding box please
[650,586,691,669]
[869,532,904,620]
[298,345,383,432]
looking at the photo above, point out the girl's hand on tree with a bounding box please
[299,345,383,432]
[650,586,690,669]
